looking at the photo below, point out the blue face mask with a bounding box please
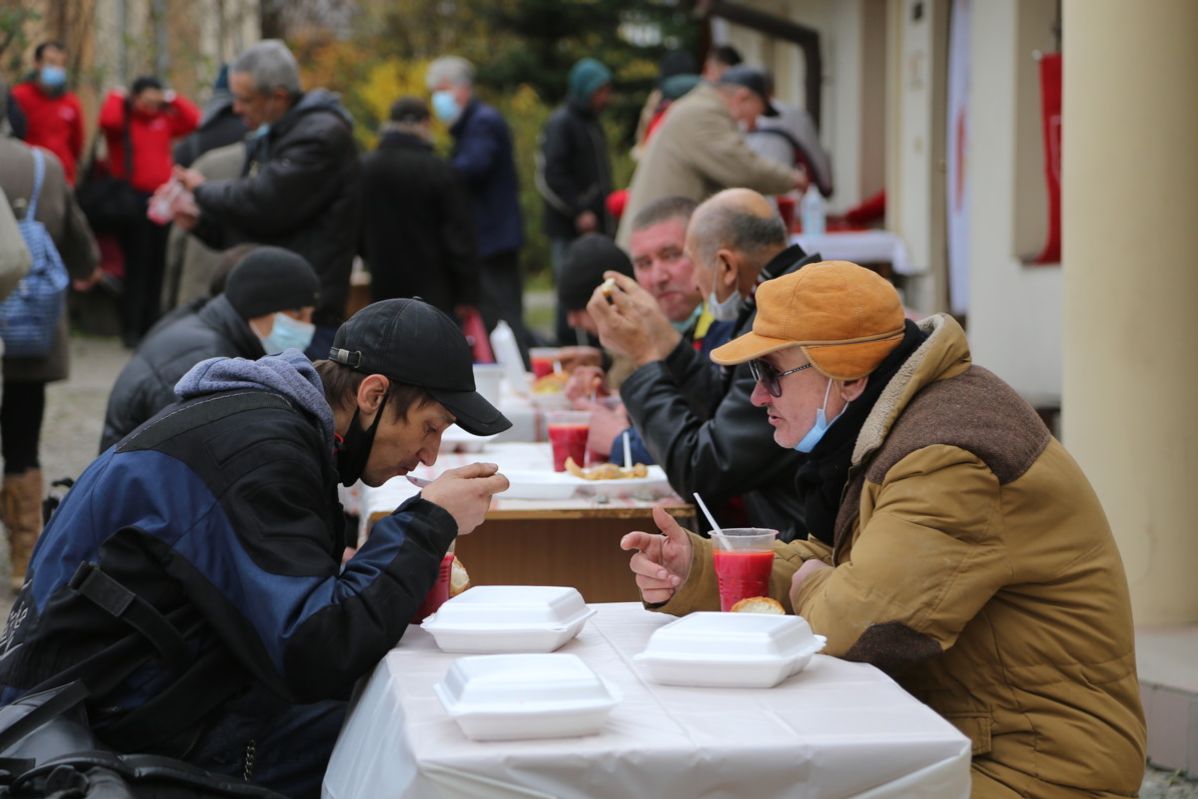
[39,66,67,90]
[260,313,315,356]
[431,90,461,123]
[707,287,741,322]
[670,303,702,333]
[794,379,849,453]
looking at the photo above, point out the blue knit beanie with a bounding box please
[568,58,613,104]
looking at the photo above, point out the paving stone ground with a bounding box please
[0,333,1193,795]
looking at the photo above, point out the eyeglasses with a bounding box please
[748,359,813,397]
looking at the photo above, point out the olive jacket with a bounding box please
[658,314,1146,798]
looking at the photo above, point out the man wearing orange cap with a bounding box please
[622,261,1146,797]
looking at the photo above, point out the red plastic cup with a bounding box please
[711,528,778,611]
[412,552,455,623]
[529,347,561,379]
[547,410,589,472]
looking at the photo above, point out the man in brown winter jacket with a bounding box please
[624,261,1146,797]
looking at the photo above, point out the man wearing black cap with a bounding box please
[616,64,808,248]
[0,299,510,797]
[359,96,479,317]
[99,245,321,451]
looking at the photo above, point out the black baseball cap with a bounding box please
[718,65,779,117]
[329,299,512,436]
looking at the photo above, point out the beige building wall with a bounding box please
[962,0,1063,399]
[1061,0,1198,624]
[883,0,946,312]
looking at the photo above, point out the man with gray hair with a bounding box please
[426,55,533,362]
[172,39,360,360]
[588,188,817,536]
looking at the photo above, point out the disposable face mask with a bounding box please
[259,313,315,355]
[707,287,742,322]
[670,304,702,333]
[431,90,461,124]
[336,394,388,487]
[794,379,850,453]
[39,66,67,90]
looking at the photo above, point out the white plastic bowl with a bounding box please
[434,653,621,741]
[633,612,827,688]
[421,586,596,653]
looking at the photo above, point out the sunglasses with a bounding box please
[748,359,814,397]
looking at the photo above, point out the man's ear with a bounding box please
[355,374,390,415]
[839,376,869,403]
[715,249,739,288]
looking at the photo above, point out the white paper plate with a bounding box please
[500,466,672,500]
[422,586,597,653]
[634,612,827,688]
[434,653,620,741]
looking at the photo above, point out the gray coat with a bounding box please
[162,142,245,310]
[616,83,795,248]
[0,138,99,383]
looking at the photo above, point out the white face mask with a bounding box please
[707,286,742,322]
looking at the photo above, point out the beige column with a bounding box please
[1061,0,1198,624]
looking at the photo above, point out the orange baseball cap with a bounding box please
[710,260,906,380]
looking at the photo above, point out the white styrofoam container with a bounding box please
[421,586,597,653]
[434,653,621,741]
[500,466,672,501]
[633,612,827,688]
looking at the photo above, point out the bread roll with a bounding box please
[449,556,471,597]
[730,596,784,614]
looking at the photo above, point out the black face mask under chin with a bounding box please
[335,394,388,487]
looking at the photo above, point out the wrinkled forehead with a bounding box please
[631,217,687,258]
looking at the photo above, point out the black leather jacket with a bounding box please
[620,244,818,540]
[536,98,612,240]
[192,90,360,327]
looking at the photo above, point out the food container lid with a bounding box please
[436,653,620,713]
[640,612,820,659]
[424,585,591,628]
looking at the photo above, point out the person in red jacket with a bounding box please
[99,76,200,346]
[10,41,85,184]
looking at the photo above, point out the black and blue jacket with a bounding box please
[0,351,457,754]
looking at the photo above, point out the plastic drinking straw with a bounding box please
[692,492,730,546]
[622,430,632,468]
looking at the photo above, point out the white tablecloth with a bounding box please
[323,603,971,799]
[790,230,918,275]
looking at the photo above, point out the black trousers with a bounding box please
[477,249,535,366]
[119,202,169,345]
[1,381,45,474]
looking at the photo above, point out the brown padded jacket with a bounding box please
[658,314,1146,798]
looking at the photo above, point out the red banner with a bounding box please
[1035,52,1062,264]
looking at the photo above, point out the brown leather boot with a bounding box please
[2,469,43,591]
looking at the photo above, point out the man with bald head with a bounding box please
[588,188,818,536]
